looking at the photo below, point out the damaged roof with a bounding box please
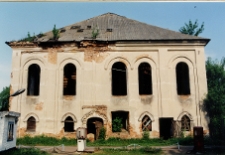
[35,12,209,43]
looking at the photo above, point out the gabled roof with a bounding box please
[36,12,209,44]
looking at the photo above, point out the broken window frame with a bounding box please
[63,63,76,96]
[141,115,152,131]
[111,62,127,96]
[111,111,129,132]
[176,62,190,95]
[181,115,191,131]
[7,122,14,141]
[27,64,40,96]
[27,116,36,132]
[138,62,152,95]
[64,116,75,132]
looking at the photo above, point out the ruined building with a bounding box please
[6,13,210,139]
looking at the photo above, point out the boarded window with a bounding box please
[64,116,74,132]
[63,63,76,95]
[181,115,190,131]
[27,116,36,132]
[139,63,152,95]
[142,115,152,131]
[176,62,190,95]
[27,64,40,96]
[112,62,127,95]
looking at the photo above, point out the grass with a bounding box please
[91,147,162,155]
[0,148,50,155]
[87,137,193,147]
[17,135,76,146]
[17,135,193,147]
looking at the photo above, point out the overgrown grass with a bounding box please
[0,148,50,155]
[17,135,76,146]
[92,147,162,155]
[17,135,194,147]
[88,137,193,147]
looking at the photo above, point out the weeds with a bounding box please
[17,135,76,146]
[0,148,50,155]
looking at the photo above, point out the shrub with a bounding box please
[112,117,122,132]
[98,127,106,140]
[142,131,150,140]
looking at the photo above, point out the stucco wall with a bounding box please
[9,42,208,138]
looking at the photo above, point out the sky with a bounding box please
[0,2,225,91]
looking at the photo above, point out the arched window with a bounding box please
[27,116,36,132]
[138,63,152,95]
[176,62,190,95]
[142,115,152,131]
[112,62,127,96]
[27,64,40,96]
[64,116,74,132]
[181,115,190,131]
[63,63,76,95]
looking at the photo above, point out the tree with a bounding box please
[0,86,10,111]
[179,20,204,36]
[52,24,59,40]
[204,57,225,144]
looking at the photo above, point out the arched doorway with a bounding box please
[87,117,103,140]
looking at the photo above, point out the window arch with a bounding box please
[112,62,127,96]
[141,115,152,131]
[138,63,152,95]
[176,62,190,95]
[27,116,36,132]
[64,116,74,132]
[63,63,76,95]
[181,115,190,131]
[27,64,40,96]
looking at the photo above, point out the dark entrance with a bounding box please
[87,117,103,140]
[159,117,173,140]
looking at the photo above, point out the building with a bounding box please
[6,13,210,139]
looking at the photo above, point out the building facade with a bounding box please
[7,13,210,139]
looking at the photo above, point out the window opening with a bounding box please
[142,115,152,131]
[63,63,76,95]
[64,116,74,132]
[27,64,40,96]
[7,122,14,141]
[112,62,127,95]
[181,115,190,131]
[27,116,36,132]
[138,63,152,95]
[111,111,129,132]
[176,62,190,95]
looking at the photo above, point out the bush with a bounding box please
[112,117,122,132]
[142,131,150,140]
[98,127,106,140]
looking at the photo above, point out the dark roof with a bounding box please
[36,12,210,44]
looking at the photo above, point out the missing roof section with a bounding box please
[77,29,84,32]
[60,28,66,33]
[87,25,92,29]
[71,25,81,29]
[107,28,113,32]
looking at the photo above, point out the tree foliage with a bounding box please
[0,86,10,111]
[179,20,204,36]
[204,57,225,144]
[52,24,59,40]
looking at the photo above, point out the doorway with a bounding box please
[159,117,173,140]
[87,117,103,140]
